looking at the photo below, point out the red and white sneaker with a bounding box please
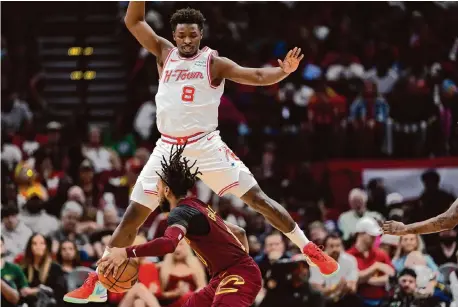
[302,242,340,276]
[63,272,107,304]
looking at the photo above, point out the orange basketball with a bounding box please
[98,258,139,293]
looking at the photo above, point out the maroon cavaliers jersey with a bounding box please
[176,198,249,276]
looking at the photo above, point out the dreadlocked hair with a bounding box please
[157,143,202,197]
[170,8,205,31]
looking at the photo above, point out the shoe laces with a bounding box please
[309,244,327,262]
[82,272,98,289]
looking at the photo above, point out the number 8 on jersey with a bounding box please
[182,86,196,103]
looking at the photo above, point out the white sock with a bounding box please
[95,248,111,274]
[284,223,310,249]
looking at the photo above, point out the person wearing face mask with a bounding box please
[427,229,458,266]
[310,234,361,307]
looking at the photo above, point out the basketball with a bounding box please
[97,258,139,293]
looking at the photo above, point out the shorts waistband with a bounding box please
[161,131,206,145]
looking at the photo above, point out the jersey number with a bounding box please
[182,86,195,103]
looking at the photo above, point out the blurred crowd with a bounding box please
[1,2,458,307]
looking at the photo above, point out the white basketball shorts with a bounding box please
[130,130,257,210]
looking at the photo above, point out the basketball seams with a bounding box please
[99,258,139,293]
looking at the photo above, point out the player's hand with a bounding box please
[382,220,408,236]
[97,247,128,277]
[278,47,304,74]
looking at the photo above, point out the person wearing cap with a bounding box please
[18,186,60,236]
[338,188,384,242]
[1,205,32,262]
[347,216,395,307]
[309,233,361,307]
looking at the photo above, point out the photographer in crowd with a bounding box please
[381,268,442,307]
[259,255,325,307]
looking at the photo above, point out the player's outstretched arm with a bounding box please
[98,225,186,277]
[383,198,458,235]
[124,1,174,59]
[214,47,304,86]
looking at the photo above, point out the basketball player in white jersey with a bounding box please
[64,3,339,303]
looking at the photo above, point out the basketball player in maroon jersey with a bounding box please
[98,144,262,307]
[64,3,338,303]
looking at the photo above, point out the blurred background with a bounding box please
[1,1,458,307]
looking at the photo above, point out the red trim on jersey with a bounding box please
[144,190,158,195]
[176,46,209,60]
[207,50,220,89]
[161,131,205,145]
[218,181,239,196]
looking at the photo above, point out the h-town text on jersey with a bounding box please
[162,69,205,83]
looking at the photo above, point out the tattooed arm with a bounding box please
[383,198,458,235]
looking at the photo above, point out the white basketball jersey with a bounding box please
[155,46,225,137]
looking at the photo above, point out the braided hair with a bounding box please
[157,143,201,197]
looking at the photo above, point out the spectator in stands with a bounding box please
[428,229,458,266]
[364,45,399,96]
[1,86,33,134]
[11,120,47,159]
[255,232,291,279]
[392,234,439,276]
[35,150,73,218]
[381,267,442,307]
[248,235,262,258]
[21,233,67,307]
[50,201,94,258]
[104,114,137,158]
[1,236,29,307]
[349,81,390,157]
[157,240,207,307]
[134,147,151,167]
[347,217,395,307]
[1,205,32,262]
[307,80,347,159]
[101,157,143,212]
[412,170,456,225]
[379,234,400,260]
[117,235,161,307]
[1,129,22,171]
[90,205,119,259]
[67,185,86,207]
[76,159,98,208]
[310,234,361,307]
[82,126,120,174]
[56,240,80,275]
[338,188,384,242]
[308,221,329,247]
[18,187,59,237]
